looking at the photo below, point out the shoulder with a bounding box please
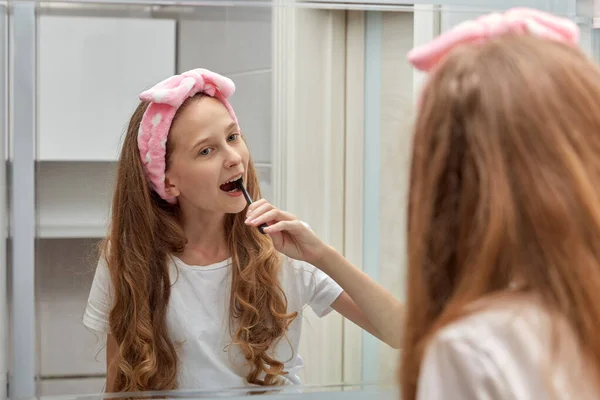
[428,296,551,364]
[92,251,112,285]
[279,254,317,273]
[419,296,591,399]
[417,298,544,398]
[277,254,343,315]
[277,254,312,285]
[432,296,550,347]
[277,254,325,286]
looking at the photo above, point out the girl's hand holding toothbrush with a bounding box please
[244,199,331,266]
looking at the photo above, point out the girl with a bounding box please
[398,8,600,400]
[83,69,403,393]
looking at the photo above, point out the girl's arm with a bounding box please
[318,247,404,349]
[245,200,404,349]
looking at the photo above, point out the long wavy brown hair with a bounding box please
[400,34,600,398]
[102,94,297,392]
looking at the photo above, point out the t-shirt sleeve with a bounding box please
[82,255,113,334]
[290,258,344,318]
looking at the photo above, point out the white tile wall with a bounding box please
[177,6,272,164]
[440,7,488,33]
[228,71,272,163]
[177,7,271,75]
[177,7,229,73]
[377,11,414,384]
[256,165,273,202]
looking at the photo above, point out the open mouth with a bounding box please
[219,176,243,193]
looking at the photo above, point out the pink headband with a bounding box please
[137,68,239,204]
[407,8,580,72]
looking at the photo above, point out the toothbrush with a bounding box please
[236,178,268,235]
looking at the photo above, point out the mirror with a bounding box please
[3,1,594,399]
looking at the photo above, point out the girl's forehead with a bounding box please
[170,98,236,145]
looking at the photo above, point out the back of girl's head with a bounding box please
[401,34,600,397]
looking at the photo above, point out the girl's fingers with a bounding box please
[263,220,305,234]
[246,198,268,215]
[246,202,274,221]
[246,209,296,226]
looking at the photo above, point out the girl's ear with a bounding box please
[164,175,180,198]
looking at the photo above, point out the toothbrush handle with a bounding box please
[246,198,267,234]
[258,223,268,235]
[237,180,268,235]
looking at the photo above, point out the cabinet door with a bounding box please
[37,16,176,161]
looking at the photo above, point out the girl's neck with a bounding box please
[177,206,230,266]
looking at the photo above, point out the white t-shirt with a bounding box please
[83,254,343,390]
[417,297,600,399]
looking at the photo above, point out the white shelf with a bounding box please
[37,224,108,239]
[36,161,115,238]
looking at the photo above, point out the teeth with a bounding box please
[224,174,242,184]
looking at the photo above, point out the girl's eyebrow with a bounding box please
[191,137,210,151]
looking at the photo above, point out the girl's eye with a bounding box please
[199,148,212,156]
[227,133,240,142]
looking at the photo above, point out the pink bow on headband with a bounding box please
[137,68,239,204]
[139,69,237,109]
[407,8,580,72]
